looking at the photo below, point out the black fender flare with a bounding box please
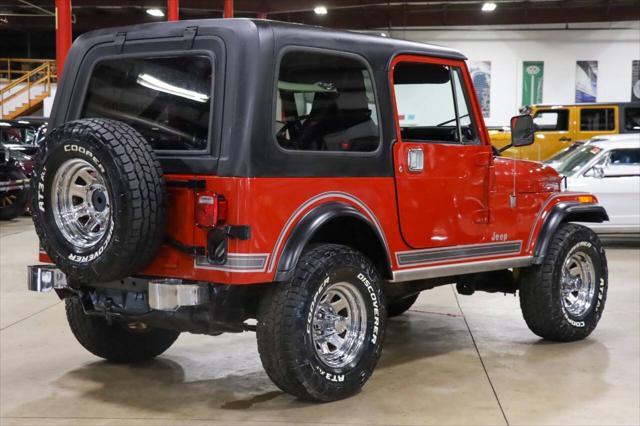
[533,202,609,264]
[274,202,391,282]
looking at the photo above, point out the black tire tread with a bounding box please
[519,223,607,341]
[65,297,179,363]
[387,293,419,317]
[257,244,385,401]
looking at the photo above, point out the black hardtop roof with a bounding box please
[76,18,466,62]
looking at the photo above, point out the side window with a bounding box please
[609,149,640,165]
[580,108,615,131]
[533,110,569,131]
[624,107,640,132]
[393,62,458,143]
[82,55,212,151]
[275,50,380,152]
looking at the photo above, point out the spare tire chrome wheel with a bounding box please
[31,118,167,283]
[52,158,112,250]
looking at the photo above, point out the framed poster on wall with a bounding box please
[522,61,544,106]
[632,60,640,101]
[575,61,598,102]
[468,61,491,118]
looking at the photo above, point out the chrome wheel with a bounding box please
[51,159,111,249]
[561,250,596,318]
[0,193,17,207]
[311,281,367,369]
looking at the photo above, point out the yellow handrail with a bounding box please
[1,63,48,95]
[1,60,54,119]
[0,58,56,82]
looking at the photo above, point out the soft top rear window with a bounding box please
[82,55,212,151]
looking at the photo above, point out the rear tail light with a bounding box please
[195,192,227,228]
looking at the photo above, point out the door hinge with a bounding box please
[183,26,198,50]
[114,32,127,54]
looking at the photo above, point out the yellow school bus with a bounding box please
[491,102,640,161]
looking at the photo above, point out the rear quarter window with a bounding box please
[580,108,615,131]
[623,107,640,132]
[81,55,213,151]
[274,50,380,153]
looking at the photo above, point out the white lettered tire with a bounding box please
[31,119,166,283]
[257,244,386,401]
[519,223,608,341]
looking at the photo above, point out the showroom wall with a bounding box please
[389,22,640,126]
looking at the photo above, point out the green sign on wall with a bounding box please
[522,61,544,106]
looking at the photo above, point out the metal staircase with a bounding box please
[0,59,57,119]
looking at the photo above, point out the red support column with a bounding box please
[55,0,72,77]
[167,0,179,21]
[224,0,234,18]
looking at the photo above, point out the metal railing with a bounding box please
[0,58,57,119]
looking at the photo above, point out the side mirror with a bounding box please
[592,165,605,179]
[510,114,535,147]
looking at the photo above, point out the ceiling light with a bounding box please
[314,6,328,15]
[146,8,165,17]
[481,2,497,12]
[137,73,209,103]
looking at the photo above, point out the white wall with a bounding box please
[388,22,640,126]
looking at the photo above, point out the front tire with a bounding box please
[387,293,419,317]
[519,223,608,341]
[66,297,180,363]
[257,244,386,401]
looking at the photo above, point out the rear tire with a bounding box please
[257,244,386,401]
[66,297,180,363]
[387,293,419,317]
[519,223,608,341]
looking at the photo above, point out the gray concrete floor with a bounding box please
[1,217,639,426]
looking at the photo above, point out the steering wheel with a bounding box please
[276,119,304,146]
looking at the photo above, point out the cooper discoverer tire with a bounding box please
[387,293,419,317]
[519,223,608,341]
[257,244,386,402]
[66,297,180,362]
[31,119,166,283]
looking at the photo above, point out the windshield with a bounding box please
[554,144,604,176]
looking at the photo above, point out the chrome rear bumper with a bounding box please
[28,265,68,292]
[27,265,209,311]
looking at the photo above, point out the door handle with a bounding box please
[407,148,424,172]
[559,137,572,142]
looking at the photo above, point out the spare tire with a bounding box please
[32,118,166,283]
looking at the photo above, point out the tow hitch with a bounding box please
[28,265,68,292]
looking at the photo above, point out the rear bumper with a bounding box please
[27,265,208,311]
[27,265,68,292]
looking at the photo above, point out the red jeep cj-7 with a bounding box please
[28,19,609,401]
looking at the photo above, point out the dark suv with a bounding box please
[29,19,609,402]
